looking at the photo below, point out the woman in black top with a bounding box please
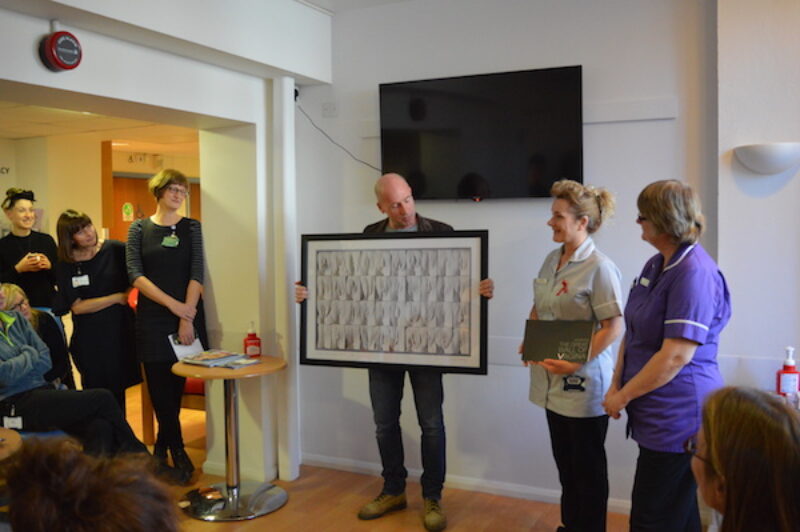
[55,210,140,411]
[0,282,75,389]
[126,169,207,484]
[0,188,58,309]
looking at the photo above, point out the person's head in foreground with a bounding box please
[691,386,800,532]
[2,437,179,532]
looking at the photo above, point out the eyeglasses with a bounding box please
[684,434,713,467]
[8,298,29,312]
[165,185,188,197]
[636,215,648,223]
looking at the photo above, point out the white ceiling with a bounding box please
[0,101,199,155]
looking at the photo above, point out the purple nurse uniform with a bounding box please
[622,243,731,453]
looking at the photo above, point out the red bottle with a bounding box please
[776,346,799,397]
[244,322,262,358]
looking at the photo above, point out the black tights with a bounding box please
[143,362,186,450]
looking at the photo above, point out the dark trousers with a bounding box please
[630,445,701,532]
[8,388,146,456]
[368,368,445,500]
[143,361,186,450]
[546,409,609,532]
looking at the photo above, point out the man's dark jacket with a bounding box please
[363,214,453,234]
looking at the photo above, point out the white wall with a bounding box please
[112,152,200,179]
[294,0,716,510]
[717,0,800,379]
[60,0,330,82]
[0,7,265,124]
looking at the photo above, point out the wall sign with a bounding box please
[38,31,82,71]
[122,202,134,222]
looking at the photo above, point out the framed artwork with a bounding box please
[300,231,488,374]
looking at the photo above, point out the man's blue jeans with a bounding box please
[368,367,446,500]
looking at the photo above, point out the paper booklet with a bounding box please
[521,319,596,363]
[181,349,244,367]
[169,334,204,360]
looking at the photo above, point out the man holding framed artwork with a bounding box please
[295,173,493,532]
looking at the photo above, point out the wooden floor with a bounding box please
[124,385,629,531]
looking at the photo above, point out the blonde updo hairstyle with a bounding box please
[550,179,615,234]
[637,180,704,244]
[148,169,188,200]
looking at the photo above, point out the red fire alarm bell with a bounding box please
[39,31,82,71]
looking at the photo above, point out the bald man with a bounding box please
[297,173,493,532]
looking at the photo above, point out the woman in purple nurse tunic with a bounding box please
[603,180,731,532]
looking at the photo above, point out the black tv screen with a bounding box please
[379,66,582,200]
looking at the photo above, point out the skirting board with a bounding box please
[302,453,633,515]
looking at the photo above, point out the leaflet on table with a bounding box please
[521,319,596,363]
[182,349,244,367]
[168,333,204,360]
[222,357,260,369]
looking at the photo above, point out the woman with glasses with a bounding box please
[55,210,139,410]
[126,168,207,484]
[603,180,731,531]
[689,386,800,532]
[0,283,74,389]
[0,188,58,309]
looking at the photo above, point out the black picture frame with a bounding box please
[300,230,488,374]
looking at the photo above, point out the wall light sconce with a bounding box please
[733,142,800,175]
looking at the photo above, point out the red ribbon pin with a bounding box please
[556,280,568,296]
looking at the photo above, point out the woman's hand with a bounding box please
[294,281,308,303]
[15,253,42,273]
[177,318,195,346]
[603,388,628,419]
[35,253,51,270]
[169,300,197,321]
[518,343,538,367]
[114,292,128,305]
[479,278,494,299]
[539,359,582,375]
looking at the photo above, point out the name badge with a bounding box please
[639,277,650,287]
[3,416,22,429]
[72,274,90,288]
[161,235,180,248]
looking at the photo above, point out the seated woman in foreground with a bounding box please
[690,386,800,532]
[2,437,179,532]
[0,283,74,389]
[0,283,145,456]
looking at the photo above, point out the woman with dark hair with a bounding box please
[3,437,179,532]
[126,168,207,484]
[603,180,732,531]
[690,386,800,532]
[0,188,58,309]
[55,209,139,411]
[0,283,74,389]
[523,179,624,532]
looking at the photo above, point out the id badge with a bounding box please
[3,416,22,429]
[72,274,90,288]
[161,234,180,248]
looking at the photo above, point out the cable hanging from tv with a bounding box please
[296,104,382,173]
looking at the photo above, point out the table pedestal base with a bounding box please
[180,481,288,521]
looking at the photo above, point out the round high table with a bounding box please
[172,355,288,521]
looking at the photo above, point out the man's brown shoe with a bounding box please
[423,498,447,531]
[357,492,407,520]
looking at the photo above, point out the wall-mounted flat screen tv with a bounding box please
[379,65,582,200]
